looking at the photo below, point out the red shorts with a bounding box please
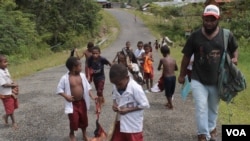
[1,96,18,115]
[111,121,143,141]
[93,79,105,97]
[143,66,154,79]
[68,99,88,131]
[86,66,93,82]
[143,72,154,79]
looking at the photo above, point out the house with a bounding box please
[204,0,235,6]
[96,0,112,8]
[152,0,205,7]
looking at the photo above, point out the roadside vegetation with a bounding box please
[8,9,119,79]
[131,1,250,124]
[0,0,119,79]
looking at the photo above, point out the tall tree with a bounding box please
[0,0,40,55]
[15,0,102,50]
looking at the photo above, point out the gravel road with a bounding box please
[0,9,222,141]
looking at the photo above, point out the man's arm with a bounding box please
[178,55,191,84]
[231,49,238,65]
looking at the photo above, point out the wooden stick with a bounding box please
[106,113,118,141]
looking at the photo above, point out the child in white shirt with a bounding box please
[109,64,150,141]
[0,54,19,129]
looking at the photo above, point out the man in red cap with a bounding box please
[178,4,239,141]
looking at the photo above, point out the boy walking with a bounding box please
[56,56,96,141]
[157,46,178,109]
[76,42,95,81]
[0,54,19,129]
[109,64,150,141]
[153,40,160,51]
[87,46,112,107]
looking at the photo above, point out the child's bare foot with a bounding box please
[165,103,173,110]
[167,105,173,110]
[69,134,76,141]
[12,123,18,130]
[2,115,8,125]
[168,106,174,110]
[164,103,170,107]
[97,107,101,114]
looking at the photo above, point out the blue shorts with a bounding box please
[164,76,176,98]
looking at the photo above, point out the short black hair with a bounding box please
[160,45,170,55]
[144,43,150,49]
[137,41,143,46]
[92,46,101,53]
[87,42,94,49]
[66,57,80,71]
[109,64,128,80]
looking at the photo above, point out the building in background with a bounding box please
[96,0,112,8]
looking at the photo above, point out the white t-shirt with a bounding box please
[56,72,92,114]
[112,78,150,133]
[134,48,145,63]
[0,68,13,95]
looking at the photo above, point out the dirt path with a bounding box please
[0,9,221,141]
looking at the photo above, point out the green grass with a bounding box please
[131,9,250,124]
[219,51,250,124]
[9,9,120,80]
[9,51,69,80]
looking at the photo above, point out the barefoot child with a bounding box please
[153,40,160,51]
[109,64,150,141]
[0,54,19,129]
[76,41,94,82]
[87,46,112,107]
[56,57,96,141]
[157,45,178,109]
[142,43,154,93]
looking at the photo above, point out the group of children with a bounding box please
[57,40,178,141]
[0,40,177,141]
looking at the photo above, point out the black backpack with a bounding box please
[218,29,247,103]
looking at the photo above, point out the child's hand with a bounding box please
[112,104,119,112]
[12,86,19,95]
[92,95,98,101]
[65,95,74,102]
[118,107,130,115]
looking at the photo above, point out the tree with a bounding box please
[0,0,41,56]
[15,0,102,51]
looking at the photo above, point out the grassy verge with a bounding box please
[219,51,250,124]
[9,51,69,80]
[9,9,120,80]
[131,9,250,124]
